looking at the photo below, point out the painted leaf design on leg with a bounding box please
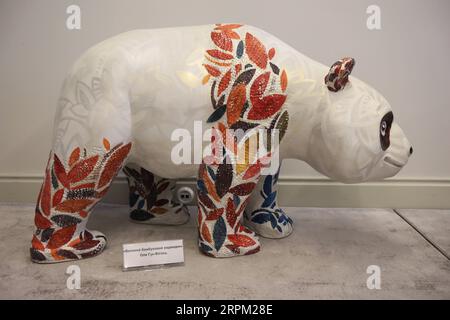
[207,50,234,60]
[52,189,64,208]
[73,239,100,250]
[213,216,227,251]
[218,70,232,96]
[46,225,77,249]
[57,249,79,260]
[228,234,256,247]
[97,142,132,189]
[201,223,212,243]
[215,163,233,197]
[67,155,99,184]
[55,199,93,213]
[206,208,224,221]
[51,215,82,228]
[68,147,81,167]
[32,235,45,251]
[226,197,238,228]
[35,209,52,229]
[229,182,256,196]
[226,84,247,125]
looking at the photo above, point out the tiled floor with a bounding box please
[0,203,449,299]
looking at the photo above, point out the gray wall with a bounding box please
[1,0,449,193]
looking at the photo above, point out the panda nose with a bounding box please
[409,146,413,156]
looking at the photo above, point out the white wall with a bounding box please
[1,0,449,182]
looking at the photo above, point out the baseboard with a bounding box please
[0,175,449,209]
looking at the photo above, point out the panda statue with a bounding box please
[30,24,412,263]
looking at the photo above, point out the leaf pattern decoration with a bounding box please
[215,163,233,198]
[41,169,51,216]
[207,104,226,123]
[207,49,234,60]
[55,199,93,213]
[228,234,256,247]
[51,215,82,228]
[213,216,227,251]
[229,182,256,196]
[67,155,99,184]
[226,84,247,125]
[211,31,233,52]
[46,225,76,249]
[245,32,268,69]
[97,142,132,189]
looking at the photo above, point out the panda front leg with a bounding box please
[123,164,190,225]
[244,165,293,239]
[30,138,132,263]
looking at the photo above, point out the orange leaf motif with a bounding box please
[226,83,247,125]
[280,69,288,92]
[201,223,212,243]
[245,33,268,69]
[248,94,287,120]
[203,64,221,77]
[214,24,243,31]
[103,138,111,151]
[226,198,237,228]
[97,142,132,189]
[268,47,276,60]
[67,155,99,184]
[55,199,93,213]
[218,70,232,96]
[52,189,64,208]
[228,234,256,247]
[207,49,234,60]
[32,235,45,251]
[68,147,80,167]
[35,210,52,229]
[243,163,261,180]
[47,225,76,249]
[211,31,233,52]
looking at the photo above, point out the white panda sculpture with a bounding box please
[30,24,412,263]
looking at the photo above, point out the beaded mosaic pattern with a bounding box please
[30,139,131,262]
[197,24,289,257]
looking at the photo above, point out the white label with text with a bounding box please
[123,239,184,269]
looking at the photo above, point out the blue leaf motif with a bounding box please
[200,242,213,252]
[263,175,272,196]
[251,212,271,224]
[197,180,207,194]
[236,40,244,58]
[262,191,277,208]
[206,104,226,123]
[137,199,145,210]
[213,216,226,251]
[269,214,278,229]
[233,194,240,207]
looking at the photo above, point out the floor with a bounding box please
[0,203,449,299]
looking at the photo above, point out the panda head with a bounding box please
[306,57,412,183]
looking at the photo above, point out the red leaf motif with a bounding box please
[206,208,224,221]
[67,155,99,184]
[41,169,51,216]
[32,235,45,251]
[52,189,64,208]
[97,142,132,189]
[243,163,261,180]
[245,33,268,69]
[203,64,221,77]
[226,83,247,126]
[228,234,256,247]
[218,70,232,96]
[211,32,233,52]
[35,209,52,229]
[103,138,111,151]
[214,24,242,31]
[226,198,238,228]
[68,147,80,167]
[229,183,256,196]
[207,49,234,60]
[250,72,270,98]
[47,225,76,249]
[55,199,93,213]
[201,223,212,243]
[268,48,276,60]
[248,94,287,120]
[53,154,70,188]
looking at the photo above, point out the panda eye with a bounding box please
[380,111,393,151]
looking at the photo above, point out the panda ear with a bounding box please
[324,57,355,92]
